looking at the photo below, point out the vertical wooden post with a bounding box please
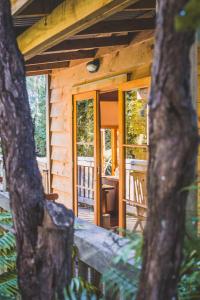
[46,74,52,194]
[118,88,126,230]
[37,201,74,299]
[94,91,101,226]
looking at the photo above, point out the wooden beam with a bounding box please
[17,0,140,60]
[125,0,156,11]
[26,61,70,72]
[44,36,131,54]
[11,0,33,16]
[26,70,51,76]
[26,50,96,65]
[78,18,155,36]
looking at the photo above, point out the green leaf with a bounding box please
[175,0,200,31]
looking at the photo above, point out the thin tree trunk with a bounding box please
[137,1,198,299]
[0,1,74,299]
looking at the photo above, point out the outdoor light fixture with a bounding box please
[86,59,100,73]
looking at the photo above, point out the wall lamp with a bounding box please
[86,58,100,73]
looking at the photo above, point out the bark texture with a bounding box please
[0,1,74,299]
[137,1,198,299]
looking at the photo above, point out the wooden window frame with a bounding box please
[73,91,101,226]
[118,77,151,230]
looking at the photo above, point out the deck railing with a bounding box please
[0,193,136,299]
[0,155,7,192]
[77,156,147,205]
[0,156,49,194]
[37,157,50,193]
[77,157,94,206]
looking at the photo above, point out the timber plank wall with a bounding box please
[49,37,154,208]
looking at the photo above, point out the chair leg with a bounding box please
[139,220,144,232]
[133,219,140,232]
[133,218,144,232]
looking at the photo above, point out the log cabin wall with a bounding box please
[49,37,154,208]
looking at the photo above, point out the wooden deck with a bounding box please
[78,205,144,232]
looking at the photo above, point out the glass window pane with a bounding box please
[77,157,94,223]
[76,98,95,223]
[125,88,148,146]
[77,99,94,143]
[77,144,94,157]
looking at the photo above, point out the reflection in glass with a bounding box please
[125,88,147,146]
[77,99,94,144]
[76,99,95,223]
[124,88,148,231]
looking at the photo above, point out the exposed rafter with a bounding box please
[26,50,96,65]
[125,0,156,11]
[17,0,140,60]
[26,61,70,72]
[78,18,155,35]
[44,35,131,54]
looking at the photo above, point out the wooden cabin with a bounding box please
[6,0,200,232]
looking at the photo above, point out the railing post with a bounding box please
[78,260,88,281]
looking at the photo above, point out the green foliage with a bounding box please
[175,0,200,31]
[76,99,94,157]
[125,90,147,160]
[104,129,112,175]
[0,272,18,299]
[0,212,99,300]
[0,232,16,255]
[0,213,13,231]
[0,211,199,299]
[0,212,19,299]
[178,217,200,300]
[102,224,200,300]
[26,75,46,157]
[102,232,142,300]
[63,277,99,300]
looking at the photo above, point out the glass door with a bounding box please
[118,77,151,230]
[73,91,101,225]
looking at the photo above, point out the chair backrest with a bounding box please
[130,170,147,208]
[45,193,59,201]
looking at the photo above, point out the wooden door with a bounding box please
[73,91,101,225]
[118,77,151,230]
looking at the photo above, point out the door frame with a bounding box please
[73,91,101,226]
[118,77,151,230]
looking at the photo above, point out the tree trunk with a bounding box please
[0,1,74,299]
[137,1,198,299]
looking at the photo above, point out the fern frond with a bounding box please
[0,255,16,271]
[0,232,16,255]
[0,271,18,298]
[0,212,13,224]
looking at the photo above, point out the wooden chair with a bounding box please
[45,193,59,202]
[128,170,147,232]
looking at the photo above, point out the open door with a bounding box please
[73,91,101,226]
[118,77,151,231]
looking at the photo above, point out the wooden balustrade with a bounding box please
[77,157,95,206]
[0,156,50,193]
[0,155,7,192]
[37,157,50,194]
